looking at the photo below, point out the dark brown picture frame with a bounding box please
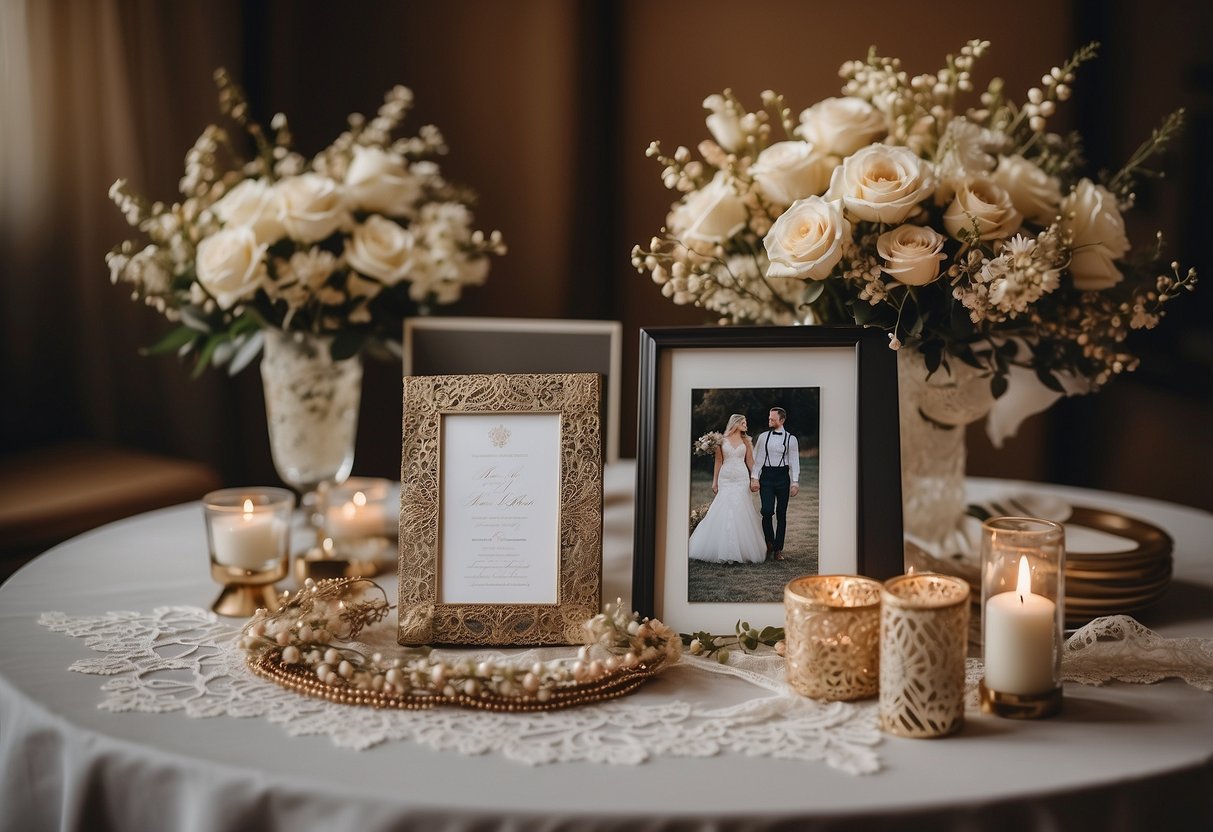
[633,326,903,627]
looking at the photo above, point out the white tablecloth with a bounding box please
[1,467,1211,831]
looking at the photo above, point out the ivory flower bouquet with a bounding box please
[108,70,504,374]
[632,41,1195,428]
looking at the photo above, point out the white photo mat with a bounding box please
[657,347,859,633]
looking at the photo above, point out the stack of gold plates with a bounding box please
[1063,507,1173,627]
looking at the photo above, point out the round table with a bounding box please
[1,470,1211,831]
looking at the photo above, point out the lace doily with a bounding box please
[37,609,1211,773]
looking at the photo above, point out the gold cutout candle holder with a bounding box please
[784,575,882,701]
[879,573,970,738]
[202,488,294,617]
[979,516,1065,719]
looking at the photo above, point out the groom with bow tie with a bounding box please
[750,407,799,561]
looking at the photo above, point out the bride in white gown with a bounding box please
[689,414,768,564]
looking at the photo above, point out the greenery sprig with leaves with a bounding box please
[684,620,786,663]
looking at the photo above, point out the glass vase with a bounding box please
[897,348,994,558]
[260,329,362,537]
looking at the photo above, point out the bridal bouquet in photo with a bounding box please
[107,69,505,374]
[632,41,1196,437]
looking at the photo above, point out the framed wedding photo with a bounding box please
[633,326,902,633]
[398,373,603,646]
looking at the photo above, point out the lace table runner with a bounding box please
[37,609,1212,774]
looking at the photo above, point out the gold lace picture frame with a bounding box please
[399,373,603,646]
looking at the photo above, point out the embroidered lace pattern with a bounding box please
[38,609,1210,772]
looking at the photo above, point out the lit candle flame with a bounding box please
[1016,555,1032,602]
[353,491,367,507]
[242,498,255,519]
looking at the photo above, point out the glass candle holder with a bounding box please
[203,487,294,617]
[296,477,396,581]
[979,516,1065,719]
[879,573,970,738]
[784,575,882,701]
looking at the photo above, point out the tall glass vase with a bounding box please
[260,329,362,543]
[897,348,994,558]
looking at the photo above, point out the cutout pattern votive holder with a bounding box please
[784,575,882,701]
[879,573,970,738]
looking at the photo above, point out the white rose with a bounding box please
[749,141,834,207]
[703,94,745,152]
[796,97,886,156]
[943,178,1022,241]
[344,215,414,284]
[1060,179,1130,290]
[212,179,285,244]
[667,171,748,244]
[826,145,935,224]
[195,227,267,308]
[344,145,422,217]
[277,173,350,243]
[877,224,948,286]
[763,196,850,280]
[992,155,1063,226]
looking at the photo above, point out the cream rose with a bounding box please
[212,179,285,245]
[195,227,267,308]
[668,171,748,244]
[763,196,849,280]
[943,178,1022,241]
[344,146,422,217]
[344,215,414,284]
[703,94,745,152]
[796,97,886,156]
[992,155,1063,226]
[749,141,834,207]
[1060,178,1130,290]
[826,145,935,224]
[877,224,948,286]
[277,173,350,243]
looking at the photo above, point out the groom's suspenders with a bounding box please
[763,431,789,469]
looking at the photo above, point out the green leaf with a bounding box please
[990,372,1009,399]
[179,306,213,333]
[227,330,265,376]
[192,332,228,378]
[329,330,365,361]
[1035,366,1065,393]
[142,325,199,357]
[801,281,826,305]
[850,301,876,325]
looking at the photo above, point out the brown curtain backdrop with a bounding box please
[2,0,1210,507]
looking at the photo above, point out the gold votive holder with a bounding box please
[879,572,970,738]
[202,488,294,617]
[980,516,1065,719]
[784,575,882,701]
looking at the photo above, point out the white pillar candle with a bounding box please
[212,499,282,571]
[984,556,1056,695]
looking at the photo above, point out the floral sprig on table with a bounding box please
[685,620,786,663]
[631,40,1196,398]
[108,69,505,375]
[239,579,681,711]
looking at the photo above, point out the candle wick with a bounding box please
[1019,593,1024,604]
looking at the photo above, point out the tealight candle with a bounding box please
[212,498,282,570]
[203,487,294,617]
[980,516,1065,719]
[326,490,385,541]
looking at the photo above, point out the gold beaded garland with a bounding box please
[242,578,679,712]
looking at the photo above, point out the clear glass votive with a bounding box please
[979,516,1065,718]
[203,487,294,617]
[879,573,971,738]
[784,575,882,701]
